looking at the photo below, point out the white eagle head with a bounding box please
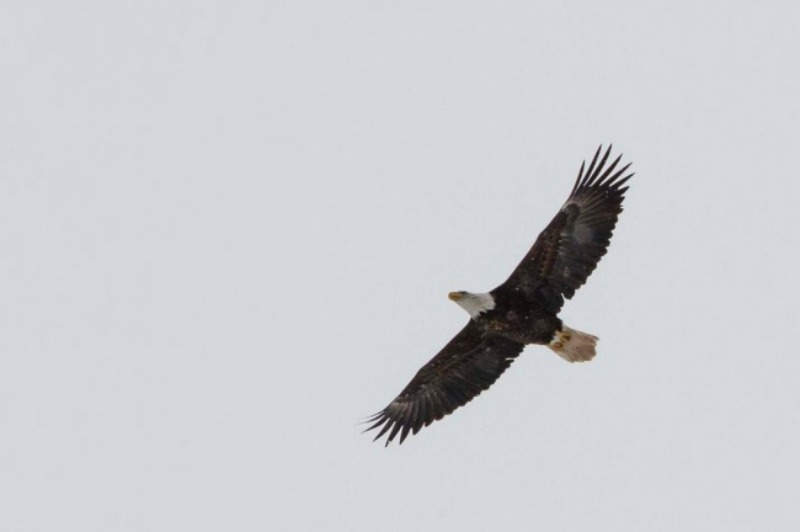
[448,291,496,319]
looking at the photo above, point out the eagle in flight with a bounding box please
[365,145,633,446]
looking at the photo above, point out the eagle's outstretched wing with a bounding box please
[498,145,632,313]
[364,323,524,446]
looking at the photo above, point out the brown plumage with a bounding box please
[365,146,633,445]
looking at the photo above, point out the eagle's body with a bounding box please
[366,146,633,445]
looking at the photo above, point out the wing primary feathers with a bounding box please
[597,154,622,184]
[386,419,404,446]
[582,145,603,186]
[399,421,412,445]
[607,163,633,185]
[372,418,393,441]
[571,160,586,194]
[584,145,612,188]
[362,413,386,433]
[399,404,414,443]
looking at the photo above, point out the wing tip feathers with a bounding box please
[573,145,633,197]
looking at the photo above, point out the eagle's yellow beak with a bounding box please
[448,292,464,301]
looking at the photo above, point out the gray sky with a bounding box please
[2,2,799,530]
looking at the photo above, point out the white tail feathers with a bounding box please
[548,325,598,363]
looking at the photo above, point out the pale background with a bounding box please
[2,2,799,531]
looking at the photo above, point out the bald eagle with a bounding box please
[365,145,633,446]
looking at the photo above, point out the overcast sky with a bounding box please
[2,2,799,531]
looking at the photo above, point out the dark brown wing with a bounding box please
[364,322,524,446]
[498,145,633,313]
